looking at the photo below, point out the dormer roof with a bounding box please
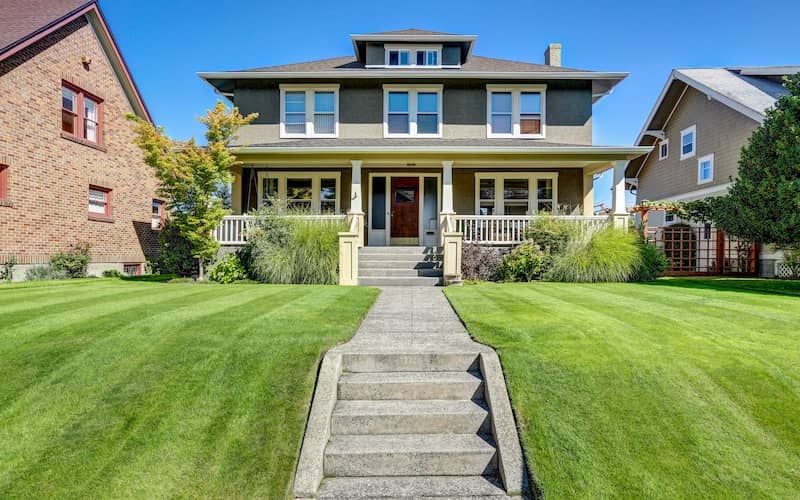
[350,28,477,65]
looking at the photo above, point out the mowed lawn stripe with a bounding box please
[445,279,800,498]
[0,281,378,498]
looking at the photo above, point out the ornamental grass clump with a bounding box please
[547,227,643,283]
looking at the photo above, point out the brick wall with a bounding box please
[0,16,159,272]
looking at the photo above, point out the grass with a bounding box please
[445,278,800,498]
[0,279,377,498]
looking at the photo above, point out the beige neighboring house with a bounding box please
[626,66,798,276]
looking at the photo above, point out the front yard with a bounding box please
[0,279,377,498]
[445,279,800,498]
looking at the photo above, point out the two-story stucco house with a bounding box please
[200,29,649,285]
[0,0,160,280]
[627,66,798,276]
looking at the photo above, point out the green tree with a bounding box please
[128,102,256,276]
[712,73,800,245]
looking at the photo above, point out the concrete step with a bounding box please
[338,371,483,401]
[342,351,480,372]
[360,259,439,269]
[359,268,443,277]
[318,475,508,498]
[358,276,443,287]
[360,253,441,262]
[331,399,490,435]
[360,246,440,255]
[324,433,498,477]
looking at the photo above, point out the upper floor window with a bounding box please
[62,83,102,145]
[385,45,442,67]
[152,199,165,229]
[658,139,669,160]
[88,185,112,220]
[680,125,696,160]
[486,85,546,138]
[383,86,442,137]
[697,153,714,184]
[279,85,339,138]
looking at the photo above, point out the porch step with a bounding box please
[318,475,508,498]
[360,246,439,255]
[342,351,480,372]
[358,276,443,287]
[331,399,490,435]
[359,253,441,263]
[338,371,483,401]
[360,259,439,269]
[359,268,443,277]
[323,433,498,477]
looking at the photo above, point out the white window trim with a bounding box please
[697,153,714,185]
[377,44,452,68]
[658,138,669,161]
[474,172,558,215]
[279,84,339,139]
[383,85,443,138]
[680,124,696,160]
[255,171,341,213]
[486,84,547,139]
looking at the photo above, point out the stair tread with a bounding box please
[340,371,482,385]
[318,475,508,498]
[326,433,496,455]
[334,399,488,416]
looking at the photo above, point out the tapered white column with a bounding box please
[349,160,363,214]
[442,160,454,214]
[582,170,595,216]
[612,160,627,215]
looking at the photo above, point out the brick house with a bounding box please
[0,0,160,280]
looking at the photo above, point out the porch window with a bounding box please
[475,173,558,215]
[280,85,339,138]
[62,83,103,145]
[88,185,111,219]
[487,85,546,138]
[680,125,696,160]
[256,172,340,213]
[384,86,442,137]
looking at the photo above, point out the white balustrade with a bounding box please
[214,214,347,245]
[454,215,608,244]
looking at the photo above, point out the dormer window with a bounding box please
[385,45,442,67]
[279,84,339,138]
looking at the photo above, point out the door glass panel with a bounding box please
[320,178,336,213]
[395,188,416,203]
[371,177,386,229]
[423,177,438,233]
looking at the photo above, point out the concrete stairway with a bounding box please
[358,246,443,286]
[316,351,509,498]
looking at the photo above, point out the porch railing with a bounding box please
[455,215,609,244]
[214,214,347,245]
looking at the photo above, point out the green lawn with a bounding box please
[0,279,377,498]
[445,278,800,498]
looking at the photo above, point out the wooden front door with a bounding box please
[390,177,419,239]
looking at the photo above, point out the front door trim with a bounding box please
[367,171,442,246]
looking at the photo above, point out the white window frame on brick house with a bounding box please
[384,44,443,68]
[680,124,696,160]
[151,199,165,229]
[474,172,558,215]
[486,84,547,139]
[382,85,443,138]
[279,84,339,138]
[88,185,112,220]
[255,171,341,213]
[658,139,669,160]
[697,153,714,184]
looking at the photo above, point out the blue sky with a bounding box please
[101,0,799,206]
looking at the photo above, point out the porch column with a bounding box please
[440,160,456,245]
[582,169,594,216]
[611,160,628,228]
[231,167,243,214]
[348,159,365,247]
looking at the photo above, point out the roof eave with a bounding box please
[197,70,628,80]
[230,145,651,159]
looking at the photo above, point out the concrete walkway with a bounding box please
[293,287,528,499]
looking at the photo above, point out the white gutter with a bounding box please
[231,145,652,157]
[197,70,628,81]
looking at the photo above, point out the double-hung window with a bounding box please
[384,86,442,137]
[88,185,111,219]
[486,85,546,138]
[151,199,164,229]
[680,125,696,160]
[257,172,340,214]
[62,82,103,145]
[475,173,558,215]
[280,85,339,138]
[697,153,714,184]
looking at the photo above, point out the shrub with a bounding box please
[524,218,580,256]
[244,211,345,284]
[102,269,123,278]
[25,265,68,281]
[152,220,197,277]
[1,256,16,282]
[635,241,669,281]
[461,243,504,281]
[500,242,549,282]
[50,242,91,278]
[547,227,643,283]
[209,253,247,284]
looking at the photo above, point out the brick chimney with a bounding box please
[545,43,562,67]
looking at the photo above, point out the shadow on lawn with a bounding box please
[638,277,800,298]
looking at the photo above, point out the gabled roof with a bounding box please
[626,66,795,177]
[0,0,151,122]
